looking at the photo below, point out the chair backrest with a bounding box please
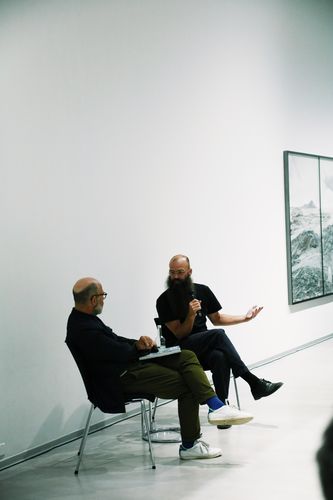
[65,339,98,407]
[66,338,155,412]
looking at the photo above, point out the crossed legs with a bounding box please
[179,329,248,402]
[120,350,215,442]
[179,329,283,403]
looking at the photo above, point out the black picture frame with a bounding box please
[284,150,333,304]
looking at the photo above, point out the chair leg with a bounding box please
[150,397,158,425]
[75,403,95,475]
[142,398,181,443]
[140,400,156,469]
[233,377,241,410]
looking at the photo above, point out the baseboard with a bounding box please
[1,332,332,472]
[247,332,333,371]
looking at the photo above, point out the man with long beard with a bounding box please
[156,254,283,428]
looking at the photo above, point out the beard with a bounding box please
[166,274,194,293]
[92,304,103,316]
[165,275,195,319]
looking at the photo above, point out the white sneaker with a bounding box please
[208,404,253,426]
[179,440,222,460]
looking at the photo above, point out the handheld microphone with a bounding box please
[190,292,202,317]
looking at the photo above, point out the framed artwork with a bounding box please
[284,151,333,304]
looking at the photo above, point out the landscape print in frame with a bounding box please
[320,156,333,295]
[284,151,333,304]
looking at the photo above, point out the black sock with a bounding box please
[240,370,260,389]
[181,440,195,449]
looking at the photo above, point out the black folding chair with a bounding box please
[66,341,156,473]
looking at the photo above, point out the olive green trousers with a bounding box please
[120,349,216,442]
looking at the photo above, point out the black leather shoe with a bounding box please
[251,379,283,400]
[217,424,231,429]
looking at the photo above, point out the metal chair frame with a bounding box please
[143,397,181,443]
[75,398,156,474]
[233,375,241,410]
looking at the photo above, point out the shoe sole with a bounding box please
[208,415,253,426]
[253,382,284,401]
[180,451,222,460]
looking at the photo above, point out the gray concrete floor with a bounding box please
[1,339,333,500]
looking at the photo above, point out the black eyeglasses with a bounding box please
[91,293,108,300]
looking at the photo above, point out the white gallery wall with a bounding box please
[1,0,333,465]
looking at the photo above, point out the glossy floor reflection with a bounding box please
[1,339,333,500]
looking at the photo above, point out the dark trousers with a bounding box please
[179,329,249,403]
[120,350,215,442]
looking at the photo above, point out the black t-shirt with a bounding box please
[156,283,222,346]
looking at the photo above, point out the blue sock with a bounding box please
[181,440,195,449]
[204,396,225,411]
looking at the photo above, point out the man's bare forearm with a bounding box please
[166,312,196,340]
